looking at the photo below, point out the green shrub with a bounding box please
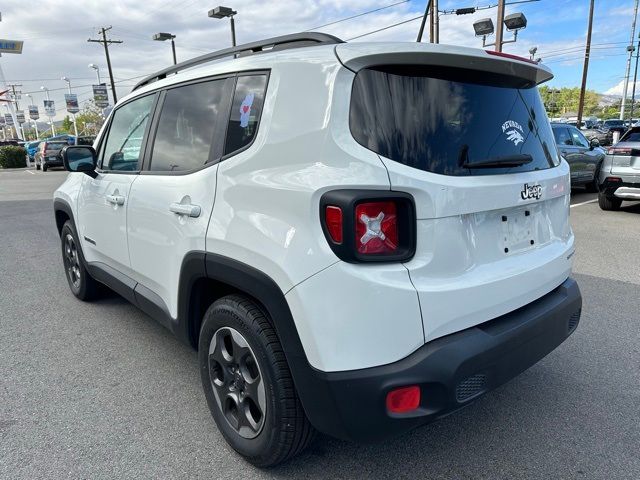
[0,146,27,168]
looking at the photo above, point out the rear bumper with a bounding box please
[43,159,63,167]
[300,277,581,442]
[600,177,640,199]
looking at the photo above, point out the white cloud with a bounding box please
[604,79,640,96]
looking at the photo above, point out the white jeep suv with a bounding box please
[54,33,582,466]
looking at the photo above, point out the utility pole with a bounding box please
[416,0,432,43]
[495,0,506,52]
[434,0,440,43]
[629,33,640,123]
[88,26,122,104]
[8,83,24,140]
[428,0,434,42]
[620,0,639,123]
[577,0,595,127]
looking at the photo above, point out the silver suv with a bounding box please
[598,127,640,210]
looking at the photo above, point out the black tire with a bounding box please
[60,220,100,301]
[198,295,315,467]
[598,192,622,211]
[586,162,602,193]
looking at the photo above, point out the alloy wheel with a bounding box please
[63,233,81,289]
[208,327,267,439]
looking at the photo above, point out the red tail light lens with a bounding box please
[320,190,415,263]
[386,386,421,414]
[608,147,632,155]
[324,206,343,244]
[355,201,398,254]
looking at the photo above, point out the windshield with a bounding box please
[605,120,624,127]
[350,65,559,176]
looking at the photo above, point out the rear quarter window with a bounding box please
[224,74,267,156]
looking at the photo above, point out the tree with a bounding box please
[61,115,73,133]
[539,86,600,117]
[75,100,105,135]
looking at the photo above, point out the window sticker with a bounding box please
[239,93,255,128]
[502,120,524,146]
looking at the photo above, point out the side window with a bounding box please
[553,127,573,146]
[101,94,155,171]
[224,75,267,155]
[570,128,590,148]
[150,78,232,172]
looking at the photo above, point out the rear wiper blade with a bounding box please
[462,154,533,169]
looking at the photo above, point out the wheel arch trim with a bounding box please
[178,251,339,435]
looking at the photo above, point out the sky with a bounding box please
[0,0,638,120]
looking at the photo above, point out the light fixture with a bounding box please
[208,6,235,18]
[504,12,527,31]
[473,18,495,37]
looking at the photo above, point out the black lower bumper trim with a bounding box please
[600,179,640,196]
[299,277,582,442]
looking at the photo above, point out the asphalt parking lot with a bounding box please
[1,168,639,479]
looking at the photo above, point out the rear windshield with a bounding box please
[45,142,67,149]
[605,120,624,127]
[350,66,559,176]
[620,128,640,142]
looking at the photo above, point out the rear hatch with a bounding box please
[339,43,574,341]
[44,141,67,158]
[607,128,640,177]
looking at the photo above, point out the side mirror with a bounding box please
[589,138,600,149]
[62,145,98,178]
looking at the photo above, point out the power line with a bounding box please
[309,0,411,30]
[22,74,146,95]
[347,15,423,41]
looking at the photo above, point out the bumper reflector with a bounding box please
[386,385,420,414]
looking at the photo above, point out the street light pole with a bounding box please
[25,93,39,140]
[208,7,238,47]
[89,63,101,84]
[61,77,79,138]
[153,33,178,65]
[171,37,177,65]
[620,0,639,123]
[40,86,55,136]
[629,33,640,124]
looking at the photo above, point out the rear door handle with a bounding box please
[106,194,125,206]
[170,202,201,218]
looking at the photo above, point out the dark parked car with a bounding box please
[25,141,42,162]
[602,119,628,137]
[581,127,613,146]
[551,122,605,191]
[75,135,95,146]
[34,140,68,171]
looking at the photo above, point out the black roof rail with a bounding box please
[132,32,344,92]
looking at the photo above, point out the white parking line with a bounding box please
[570,199,598,208]
[25,170,35,175]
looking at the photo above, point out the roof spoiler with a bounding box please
[335,43,553,85]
